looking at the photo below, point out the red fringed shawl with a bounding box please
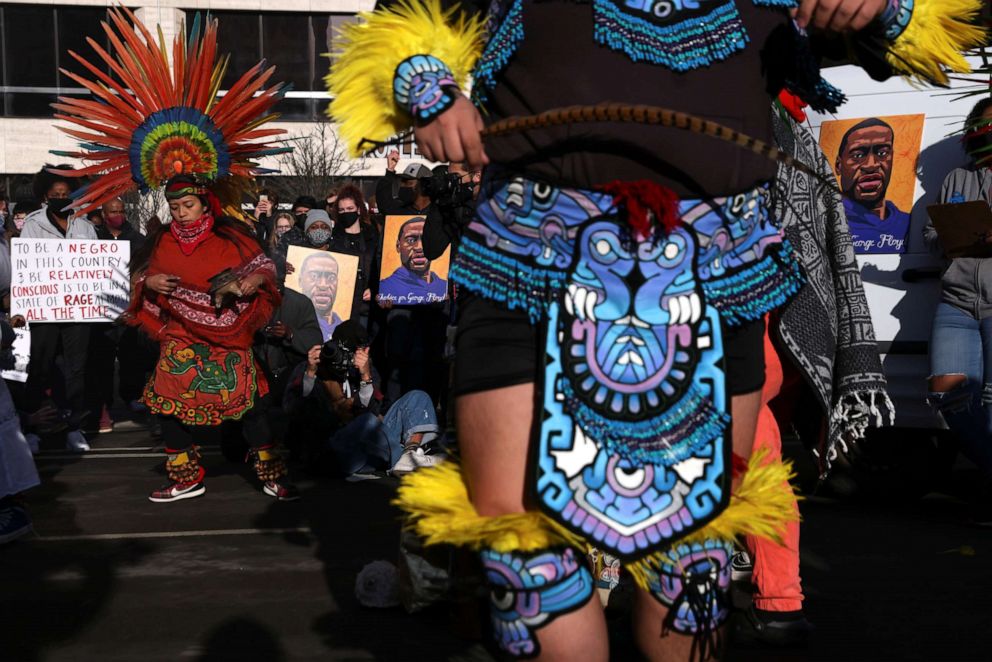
[129,227,278,348]
[128,226,279,425]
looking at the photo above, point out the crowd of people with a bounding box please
[0,0,985,659]
[0,150,479,534]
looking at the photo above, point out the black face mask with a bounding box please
[47,197,72,217]
[295,213,307,227]
[337,211,360,229]
[397,187,415,205]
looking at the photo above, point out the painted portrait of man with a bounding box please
[833,117,914,254]
[378,216,448,305]
[300,251,343,340]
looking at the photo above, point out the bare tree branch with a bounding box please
[121,188,166,233]
[267,122,365,204]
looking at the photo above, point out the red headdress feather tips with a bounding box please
[600,180,681,240]
[50,4,292,215]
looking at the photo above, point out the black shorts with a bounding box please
[452,293,766,397]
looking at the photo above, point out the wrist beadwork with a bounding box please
[393,54,459,123]
[880,0,913,41]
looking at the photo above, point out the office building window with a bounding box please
[0,4,109,117]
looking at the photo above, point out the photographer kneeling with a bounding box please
[284,320,444,478]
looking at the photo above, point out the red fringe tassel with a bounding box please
[600,180,680,240]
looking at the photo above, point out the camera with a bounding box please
[419,172,474,207]
[316,340,356,382]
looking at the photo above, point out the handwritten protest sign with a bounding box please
[10,238,131,323]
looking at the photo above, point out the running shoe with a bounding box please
[148,480,206,503]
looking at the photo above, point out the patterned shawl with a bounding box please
[770,110,895,476]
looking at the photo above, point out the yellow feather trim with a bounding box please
[393,449,798,565]
[394,461,573,553]
[885,0,986,85]
[325,0,484,158]
[625,449,800,591]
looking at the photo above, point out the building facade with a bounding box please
[0,0,426,200]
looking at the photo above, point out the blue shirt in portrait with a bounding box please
[843,198,911,254]
[379,266,448,305]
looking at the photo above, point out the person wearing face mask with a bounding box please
[302,209,333,249]
[924,97,992,525]
[6,200,37,242]
[292,195,319,229]
[274,209,336,280]
[375,151,434,216]
[266,211,296,254]
[19,165,98,452]
[330,185,380,329]
[86,198,150,432]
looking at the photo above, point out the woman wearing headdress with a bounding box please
[49,7,297,502]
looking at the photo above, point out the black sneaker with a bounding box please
[263,480,300,502]
[148,480,206,503]
[0,505,32,544]
[737,605,813,647]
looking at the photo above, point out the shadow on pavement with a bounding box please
[196,617,287,662]
[251,471,490,661]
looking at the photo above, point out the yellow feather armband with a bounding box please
[883,0,986,85]
[325,0,484,158]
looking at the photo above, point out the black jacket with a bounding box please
[95,221,145,254]
[254,288,323,399]
[329,223,381,319]
[375,170,433,216]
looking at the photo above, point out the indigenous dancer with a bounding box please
[331,1,981,659]
[48,7,298,502]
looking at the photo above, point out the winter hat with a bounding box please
[304,209,333,232]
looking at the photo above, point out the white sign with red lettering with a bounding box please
[10,238,131,323]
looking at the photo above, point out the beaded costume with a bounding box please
[328,0,983,656]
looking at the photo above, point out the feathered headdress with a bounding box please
[50,5,291,215]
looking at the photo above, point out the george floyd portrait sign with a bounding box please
[818,114,924,254]
[377,215,450,305]
[285,246,359,341]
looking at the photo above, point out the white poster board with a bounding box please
[10,238,131,323]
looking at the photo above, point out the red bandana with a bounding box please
[170,213,214,256]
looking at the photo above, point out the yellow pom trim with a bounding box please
[394,449,799,575]
[885,0,986,85]
[394,460,573,553]
[325,0,484,158]
[626,448,799,590]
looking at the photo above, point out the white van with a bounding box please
[806,62,987,434]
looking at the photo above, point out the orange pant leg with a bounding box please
[745,324,803,612]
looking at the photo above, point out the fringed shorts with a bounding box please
[451,174,803,399]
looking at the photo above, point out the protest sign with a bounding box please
[10,238,131,323]
[818,114,924,254]
[285,245,359,341]
[377,215,450,305]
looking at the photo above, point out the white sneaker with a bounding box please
[390,446,444,476]
[65,430,90,452]
[24,433,40,455]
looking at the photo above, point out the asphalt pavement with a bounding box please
[3,416,991,662]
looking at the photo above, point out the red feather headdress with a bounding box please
[50,6,290,215]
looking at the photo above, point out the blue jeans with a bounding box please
[326,390,439,475]
[928,302,992,477]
